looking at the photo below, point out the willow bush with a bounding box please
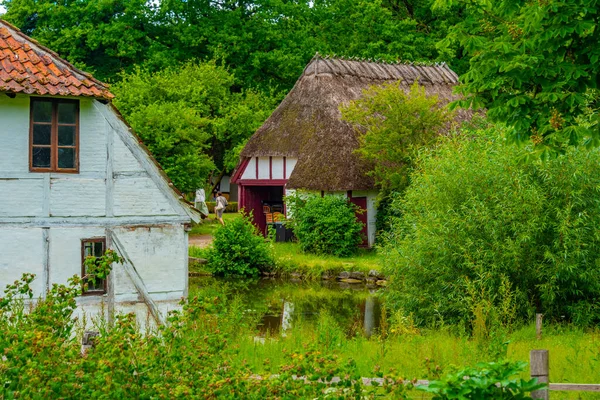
[384,128,600,328]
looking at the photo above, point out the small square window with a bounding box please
[30,98,79,173]
[81,238,107,295]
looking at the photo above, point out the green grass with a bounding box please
[189,218,382,279]
[188,212,242,236]
[233,323,600,398]
[271,242,381,279]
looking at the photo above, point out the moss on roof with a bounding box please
[240,55,470,191]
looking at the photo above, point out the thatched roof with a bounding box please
[240,55,466,191]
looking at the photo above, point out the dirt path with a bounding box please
[188,234,213,248]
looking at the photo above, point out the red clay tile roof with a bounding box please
[0,20,113,100]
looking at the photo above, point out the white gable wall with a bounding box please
[240,156,297,180]
[0,94,191,325]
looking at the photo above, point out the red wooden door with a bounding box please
[349,197,368,247]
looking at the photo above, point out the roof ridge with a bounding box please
[311,52,449,68]
[306,52,458,84]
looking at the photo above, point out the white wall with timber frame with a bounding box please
[239,156,296,182]
[0,94,195,326]
[235,156,377,247]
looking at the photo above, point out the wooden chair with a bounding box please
[265,213,274,223]
[263,205,271,214]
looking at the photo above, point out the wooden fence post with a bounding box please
[536,314,543,340]
[530,350,549,400]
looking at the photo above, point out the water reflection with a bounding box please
[190,277,383,338]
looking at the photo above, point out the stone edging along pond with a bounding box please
[188,257,388,285]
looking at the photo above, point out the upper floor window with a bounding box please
[30,98,79,172]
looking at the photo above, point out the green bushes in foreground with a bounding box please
[1,274,416,399]
[1,274,561,399]
[287,194,364,257]
[384,128,600,329]
[206,213,273,277]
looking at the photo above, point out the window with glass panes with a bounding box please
[81,238,106,294]
[30,98,79,172]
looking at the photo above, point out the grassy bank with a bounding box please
[189,212,242,236]
[186,280,600,398]
[271,242,381,279]
[236,322,600,384]
[189,241,381,279]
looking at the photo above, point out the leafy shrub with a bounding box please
[384,127,600,328]
[287,193,364,257]
[206,213,273,276]
[419,361,544,399]
[0,274,409,399]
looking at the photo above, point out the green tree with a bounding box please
[112,62,275,193]
[2,0,466,92]
[0,0,164,80]
[436,0,600,154]
[384,126,600,328]
[341,81,453,193]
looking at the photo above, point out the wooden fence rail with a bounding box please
[530,349,600,399]
[250,348,600,398]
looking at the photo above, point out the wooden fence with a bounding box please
[530,349,600,399]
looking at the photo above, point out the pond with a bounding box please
[189,277,383,338]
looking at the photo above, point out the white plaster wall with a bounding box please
[0,179,44,216]
[240,157,297,181]
[113,135,145,173]
[257,157,270,179]
[0,227,45,295]
[48,227,105,285]
[220,175,231,192]
[112,225,186,302]
[113,178,176,216]
[272,157,284,179]
[0,95,30,173]
[0,94,191,325]
[50,178,106,216]
[0,95,180,220]
[241,157,257,179]
[286,158,297,179]
[79,99,107,173]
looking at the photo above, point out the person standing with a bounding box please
[214,191,228,226]
[194,188,209,218]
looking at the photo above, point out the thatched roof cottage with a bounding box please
[232,55,462,246]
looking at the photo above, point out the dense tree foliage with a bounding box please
[384,127,600,328]
[341,82,453,193]
[437,0,600,153]
[1,0,466,91]
[111,62,275,192]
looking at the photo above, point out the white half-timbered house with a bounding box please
[0,20,199,325]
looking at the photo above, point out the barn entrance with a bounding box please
[349,196,369,247]
[243,185,285,235]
